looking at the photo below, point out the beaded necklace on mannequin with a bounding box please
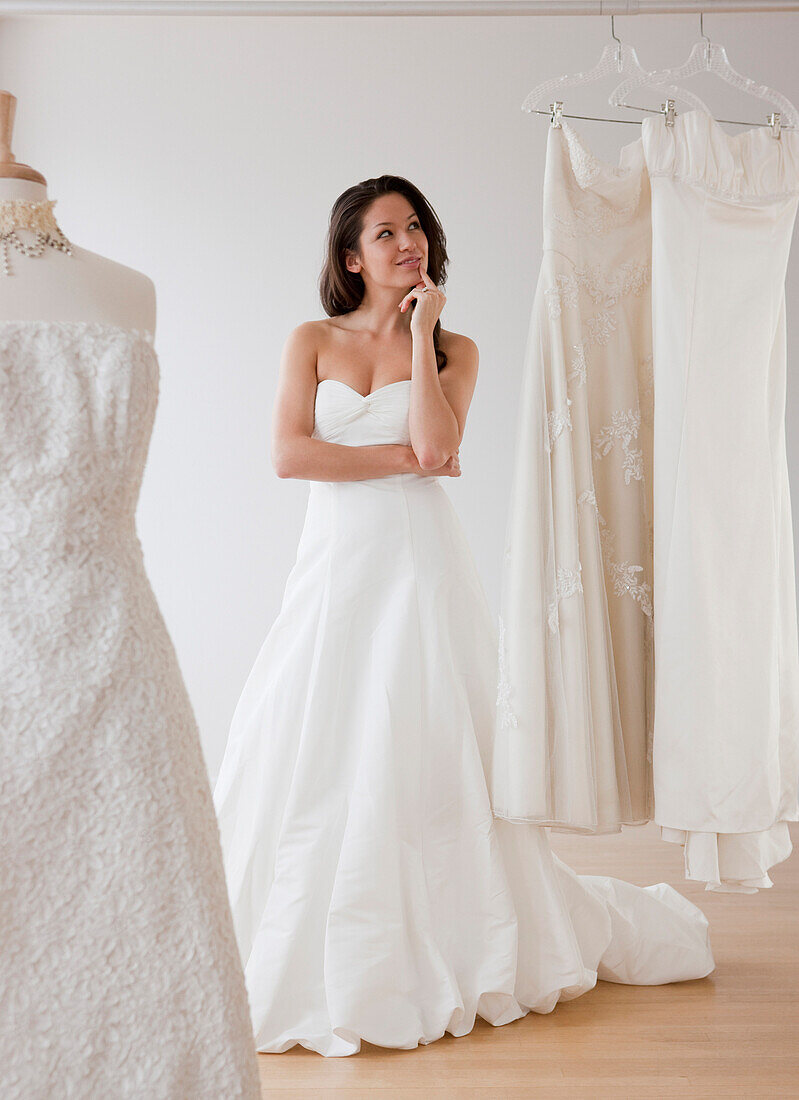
[0,89,72,275]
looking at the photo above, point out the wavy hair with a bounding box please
[319,174,449,371]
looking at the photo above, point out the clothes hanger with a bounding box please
[609,13,798,138]
[521,16,710,130]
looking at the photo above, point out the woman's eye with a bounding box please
[378,221,420,239]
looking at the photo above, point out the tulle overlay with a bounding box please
[213,378,713,1057]
[495,121,656,832]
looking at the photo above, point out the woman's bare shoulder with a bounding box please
[438,328,479,372]
[286,316,355,350]
[285,318,326,343]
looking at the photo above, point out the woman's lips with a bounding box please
[398,257,420,265]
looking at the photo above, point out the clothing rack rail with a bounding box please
[0,0,797,16]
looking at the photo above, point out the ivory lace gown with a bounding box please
[213,376,713,1058]
[495,120,656,832]
[0,322,260,1099]
[642,110,799,892]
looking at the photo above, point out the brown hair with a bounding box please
[319,174,449,371]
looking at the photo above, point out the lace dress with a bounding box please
[495,120,655,832]
[642,110,799,892]
[0,322,260,1099]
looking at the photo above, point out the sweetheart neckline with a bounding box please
[316,378,412,401]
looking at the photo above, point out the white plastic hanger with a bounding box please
[610,13,798,138]
[521,16,710,129]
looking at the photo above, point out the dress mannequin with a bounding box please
[0,89,261,1098]
[0,90,154,331]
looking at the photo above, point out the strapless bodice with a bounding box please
[313,378,412,446]
[0,320,157,564]
[310,377,442,491]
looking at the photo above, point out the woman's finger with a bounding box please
[399,286,425,313]
[417,262,437,291]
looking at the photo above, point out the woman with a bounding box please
[213,174,714,1057]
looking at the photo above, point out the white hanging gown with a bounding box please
[213,376,713,1058]
[0,322,260,1100]
[494,121,656,832]
[642,110,799,892]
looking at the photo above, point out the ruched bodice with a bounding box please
[313,377,412,445]
[642,108,799,205]
[311,376,440,493]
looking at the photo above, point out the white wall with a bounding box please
[1,9,797,780]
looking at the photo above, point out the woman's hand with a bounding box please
[404,446,460,477]
[399,258,446,336]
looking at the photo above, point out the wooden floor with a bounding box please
[258,822,799,1099]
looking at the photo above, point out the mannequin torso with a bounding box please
[0,178,156,335]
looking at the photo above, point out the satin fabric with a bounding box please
[213,378,713,1057]
[643,110,799,891]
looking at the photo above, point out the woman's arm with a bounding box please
[408,330,479,469]
[400,265,479,469]
[269,322,459,482]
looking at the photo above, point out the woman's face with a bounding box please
[347,192,428,289]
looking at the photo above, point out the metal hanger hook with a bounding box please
[610,14,623,72]
[700,12,712,65]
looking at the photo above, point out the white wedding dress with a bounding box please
[0,322,260,1100]
[213,375,714,1058]
[642,110,799,891]
[495,119,655,832]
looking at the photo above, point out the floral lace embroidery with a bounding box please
[545,274,580,319]
[609,560,654,619]
[550,195,641,239]
[585,309,618,348]
[576,259,650,308]
[547,563,583,633]
[561,123,639,189]
[0,321,261,1099]
[596,510,653,620]
[567,342,587,388]
[545,259,650,319]
[562,125,604,188]
[577,487,597,508]
[593,407,643,484]
[546,398,573,452]
[496,616,518,730]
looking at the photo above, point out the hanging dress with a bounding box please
[494,120,656,832]
[642,109,799,892]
